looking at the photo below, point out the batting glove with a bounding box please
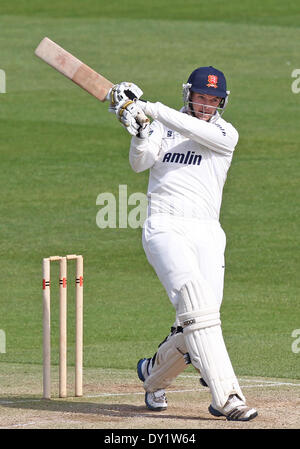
[117,100,150,137]
[107,82,143,113]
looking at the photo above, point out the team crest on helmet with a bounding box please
[206,75,218,88]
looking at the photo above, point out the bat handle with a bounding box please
[136,110,150,125]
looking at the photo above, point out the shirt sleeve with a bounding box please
[140,101,239,155]
[129,120,164,173]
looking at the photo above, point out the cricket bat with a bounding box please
[34,37,149,122]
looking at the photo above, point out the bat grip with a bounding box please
[136,110,150,125]
[119,93,150,124]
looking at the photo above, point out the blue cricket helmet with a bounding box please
[182,66,230,117]
[187,66,227,98]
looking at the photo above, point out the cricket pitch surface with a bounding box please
[0,363,299,429]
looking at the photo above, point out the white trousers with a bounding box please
[142,214,226,309]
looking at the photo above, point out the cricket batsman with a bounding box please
[108,66,258,421]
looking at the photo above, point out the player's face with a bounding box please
[190,93,222,121]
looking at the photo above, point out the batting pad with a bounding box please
[177,280,245,409]
[144,331,188,392]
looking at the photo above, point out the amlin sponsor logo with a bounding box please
[162,151,202,165]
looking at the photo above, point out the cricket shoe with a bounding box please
[209,394,258,421]
[145,390,168,412]
[137,358,168,411]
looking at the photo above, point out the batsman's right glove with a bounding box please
[107,82,143,113]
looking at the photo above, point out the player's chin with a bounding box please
[197,113,211,122]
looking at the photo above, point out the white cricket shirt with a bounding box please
[129,102,238,221]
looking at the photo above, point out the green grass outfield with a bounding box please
[0,0,299,387]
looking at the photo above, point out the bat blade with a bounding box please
[35,37,113,101]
